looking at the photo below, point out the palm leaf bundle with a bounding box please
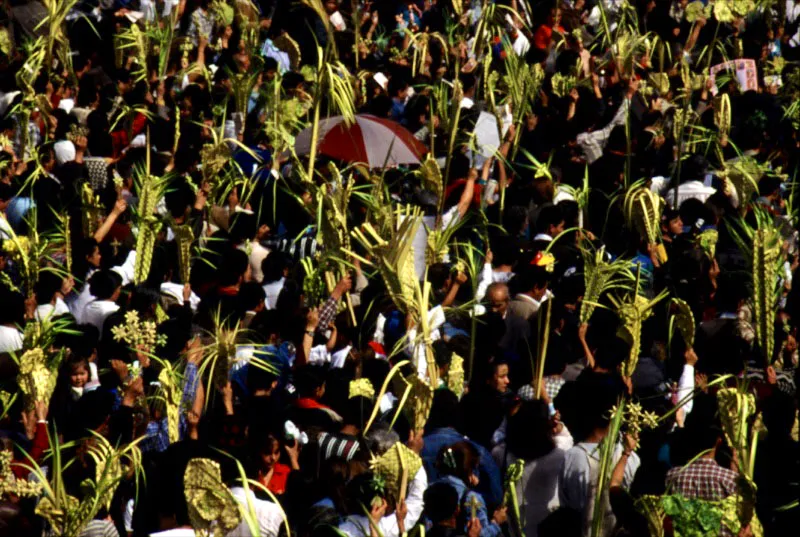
[416,154,444,207]
[696,229,719,260]
[349,378,375,399]
[406,30,448,77]
[579,245,635,324]
[132,168,169,285]
[116,22,151,83]
[504,459,526,537]
[610,268,669,377]
[714,93,732,137]
[623,181,667,263]
[369,442,423,502]
[717,385,760,530]
[635,495,665,537]
[22,431,143,537]
[590,399,626,537]
[184,458,242,537]
[349,206,422,313]
[36,0,80,72]
[502,48,545,127]
[718,156,764,211]
[2,210,57,298]
[727,209,784,364]
[425,216,465,266]
[11,38,46,157]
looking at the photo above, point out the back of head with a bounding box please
[427,389,460,430]
[88,270,121,300]
[506,399,555,460]
[423,482,460,524]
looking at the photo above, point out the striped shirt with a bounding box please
[317,432,360,461]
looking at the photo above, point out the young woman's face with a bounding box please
[261,440,281,469]
[70,364,89,388]
[490,364,510,393]
[87,246,101,268]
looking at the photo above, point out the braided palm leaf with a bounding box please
[752,227,782,364]
[580,245,635,324]
[406,31,448,77]
[17,348,57,409]
[157,361,182,444]
[671,298,696,348]
[714,93,732,137]
[369,442,423,502]
[416,154,444,205]
[720,156,763,210]
[696,229,719,259]
[133,174,168,285]
[184,458,242,537]
[635,496,665,537]
[446,353,465,398]
[505,459,526,537]
[624,181,665,246]
[610,269,669,377]
[173,223,195,284]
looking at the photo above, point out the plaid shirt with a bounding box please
[666,458,738,501]
[317,294,340,333]
[517,376,565,402]
[141,363,200,453]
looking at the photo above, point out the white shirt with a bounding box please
[512,32,530,56]
[57,98,75,114]
[53,140,76,165]
[262,277,285,310]
[559,441,640,513]
[35,297,70,321]
[0,325,23,354]
[150,530,196,537]
[160,282,201,312]
[228,486,284,537]
[83,299,120,334]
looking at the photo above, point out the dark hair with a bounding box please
[294,365,326,397]
[535,204,564,234]
[238,281,266,311]
[423,482,460,524]
[261,251,290,284]
[436,441,479,483]
[506,400,555,461]
[35,271,64,305]
[433,340,453,368]
[219,249,249,287]
[427,389,460,431]
[345,472,387,515]
[88,270,122,300]
[427,263,451,290]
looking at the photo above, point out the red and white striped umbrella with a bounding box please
[294,114,427,168]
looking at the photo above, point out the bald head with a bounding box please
[487,282,510,316]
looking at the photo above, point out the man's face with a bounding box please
[488,288,509,317]
[548,220,565,237]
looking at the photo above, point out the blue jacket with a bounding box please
[434,475,502,537]
[422,427,503,507]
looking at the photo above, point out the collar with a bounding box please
[718,312,738,320]
[533,233,553,241]
[295,397,329,410]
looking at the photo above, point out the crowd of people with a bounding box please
[2,0,800,536]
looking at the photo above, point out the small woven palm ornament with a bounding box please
[184,458,242,537]
[446,353,465,398]
[173,223,195,284]
[18,348,57,409]
[349,378,375,399]
[671,298,695,348]
[158,363,182,444]
[0,450,43,499]
[696,229,719,260]
[369,442,422,502]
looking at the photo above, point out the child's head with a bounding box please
[436,441,479,486]
[65,354,90,389]
[423,482,460,525]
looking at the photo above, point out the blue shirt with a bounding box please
[422,427,503,507]
[433,475,502,537]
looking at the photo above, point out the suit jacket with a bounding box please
[508,295,541,322]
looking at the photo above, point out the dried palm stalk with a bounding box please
[81,184,103,237]
[624,181,667,263]
[184,458,242,537]
[580,245,634,324]
[635,495,665,537]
